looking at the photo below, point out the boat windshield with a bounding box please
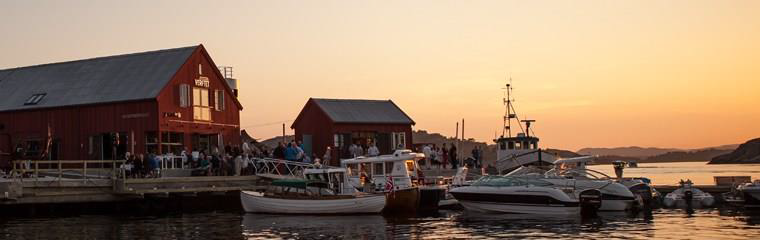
[471,176,552,187]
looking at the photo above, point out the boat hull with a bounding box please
[240,191,386,214]
[450,186,581,215]
[383,187,420,213]
[743,189,760,208]
[457,200,579,215]
[418,187,445,211]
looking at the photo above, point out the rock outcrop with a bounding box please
[709,138,760,164]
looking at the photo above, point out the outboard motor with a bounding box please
[684,190,694,207]
[612,161,626,181]
[629,183,654,209]
[579,189,602,217]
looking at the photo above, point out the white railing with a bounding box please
[249,158,333,179]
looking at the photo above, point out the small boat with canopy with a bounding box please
[240,179,386,214]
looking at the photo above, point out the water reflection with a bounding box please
[242,214,386,239]
[0,209,759,239]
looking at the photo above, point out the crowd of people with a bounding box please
[120,141,272,178]
[417,143,485,170]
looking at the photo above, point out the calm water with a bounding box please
[587,161,760,185]
[1,209,759,239]
[2,162,760,239]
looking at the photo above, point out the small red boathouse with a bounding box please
[291,98,415,163]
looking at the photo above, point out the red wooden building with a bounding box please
[0,45,243,166]
[291,98,415,163]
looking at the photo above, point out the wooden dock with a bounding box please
[1,175,266,205]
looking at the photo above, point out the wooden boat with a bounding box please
[240,179,386,214]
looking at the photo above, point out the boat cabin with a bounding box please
[340,150,424,192]
[494,133,557,173]
[303,168,352,194]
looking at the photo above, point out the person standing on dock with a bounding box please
[274,142,286,159]
[285,142,298,161]
[449,145,458,169]
[422,144,432,169]
[323,147,332,166]
[368,143,380,157]
[442,143,449,169]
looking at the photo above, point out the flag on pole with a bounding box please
[385,175,395,198]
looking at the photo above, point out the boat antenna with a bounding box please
[502,77,517,138]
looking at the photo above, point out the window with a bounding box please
[179,84,190,107]
[374,163,384,175]
[24,93,46,105]
[385,162,394,175]
[392,132,406,149]
[334,134,344,147]
[214,90,224,111]
[193,87,211,121]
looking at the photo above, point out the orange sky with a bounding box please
[1,0,759,151]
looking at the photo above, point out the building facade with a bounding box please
[0,45,242,166]
[291,98,414,164]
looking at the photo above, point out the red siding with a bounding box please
[156,46,242,149]
[0,45,242,164]
[0,101,157,161]
[292,99,414,165]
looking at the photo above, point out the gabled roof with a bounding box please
[292,98,415,128]
[0,45,198,112]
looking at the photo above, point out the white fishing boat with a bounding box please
[492,82,558,174]
[663,179,715,208]
[449,175,602,215]
[240,179,386,214]
[338,150,445,212]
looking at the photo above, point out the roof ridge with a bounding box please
[312,98,391,102]
[0,45,199,72]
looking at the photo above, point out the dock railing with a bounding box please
[11,159,126,185]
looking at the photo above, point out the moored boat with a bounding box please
[240,179,386,214]
[663,179,715,208]
[340,150,443,212]
[449,175,602,215]
[506,157,637,211]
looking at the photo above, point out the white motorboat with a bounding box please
[725,180,760,208]
[449,175,602,215]
[738,180,760,208]
[505,156,637,211]
[240,179,386,214]
[663,179,715,208]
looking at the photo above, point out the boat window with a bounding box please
[472,176,552,187]
[405,160,415,172]
[385,162,394,175]
[374,163,384,175]
[514,142,521,149]
[507,141,514,149]
[500,141,507,150]
[347,164,358,176]
[532,142,537,149]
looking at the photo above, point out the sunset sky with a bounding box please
[1,0,759,151]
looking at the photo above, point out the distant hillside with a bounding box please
[577,147,680,158]
[578,144,739,158]
[709,138,760,164]
[260,135,295,149]
[647,148,732,162]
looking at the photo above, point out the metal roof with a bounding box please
[0,46,197,112]
[311,98,415,124]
